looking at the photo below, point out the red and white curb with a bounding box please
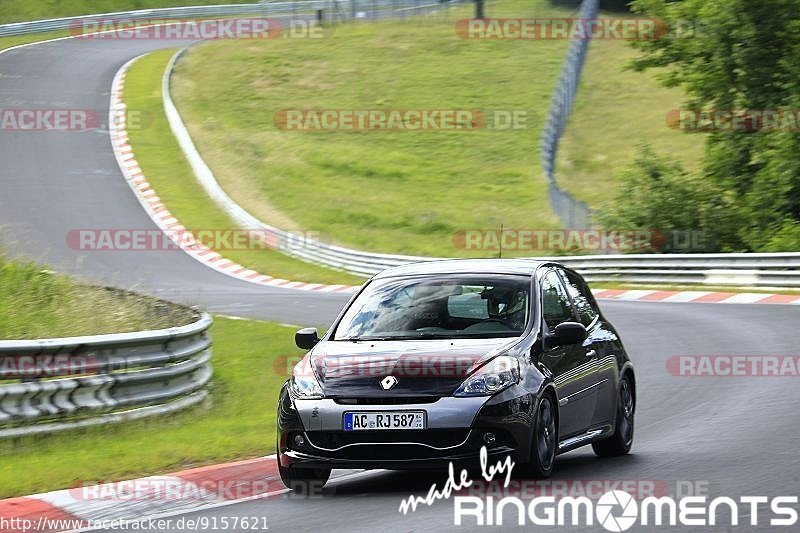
[0,456,280,532]
[108,56,356,295]
[591,288,800,305]
[0,456,357,533]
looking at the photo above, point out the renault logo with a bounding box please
[380,376,397,390]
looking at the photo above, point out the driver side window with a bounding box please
[541,270,575,331]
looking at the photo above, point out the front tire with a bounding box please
[592,375,634,457]
[525,395,557,478]
[278,463,331,493]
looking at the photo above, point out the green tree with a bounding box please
[598,146,740,252]
[603,0,800,251]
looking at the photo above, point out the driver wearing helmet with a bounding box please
[483,286,528,331]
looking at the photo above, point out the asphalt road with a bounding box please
[1,33,799,533]
[0,35,348,326]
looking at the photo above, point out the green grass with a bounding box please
[0,256,194,339]
[555,34,703,208]
[124,49,365,285]
[169,0,571,257]
[0,316,298,497]
[0,0,249,24]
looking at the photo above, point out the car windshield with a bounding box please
[333,274,531,340]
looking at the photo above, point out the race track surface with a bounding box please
[0,36,348,326]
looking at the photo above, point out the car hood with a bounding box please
[309,337,519,397]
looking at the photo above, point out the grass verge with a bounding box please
[123,49,364,286]
[0,316,297,498]
[0,256,193,339]
[555,34,703,208]
[169,0,571,257]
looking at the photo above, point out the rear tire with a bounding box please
[525,395,557,478]
[592,375,635,457]
[278,463,331,493]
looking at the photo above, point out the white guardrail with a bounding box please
[279,246,800,288]
[0,3,313,36]
[0,1,458,36]
[0,314,213,438]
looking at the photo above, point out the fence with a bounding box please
[0,314,213,438]
[539,0,597,228]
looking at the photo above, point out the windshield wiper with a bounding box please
[364,333,449,340]
[338,336,399,342]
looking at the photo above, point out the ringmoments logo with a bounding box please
[397,450,797,529]
[453,491,800,529]
[596,490,638,532]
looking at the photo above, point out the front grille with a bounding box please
[333,396,439,405]
[302,429,476,460]
[306,429,470,450]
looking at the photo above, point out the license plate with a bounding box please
[343,411,426,431]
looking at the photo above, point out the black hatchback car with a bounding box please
[277,259,635,488]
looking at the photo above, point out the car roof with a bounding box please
[372,258,551,279]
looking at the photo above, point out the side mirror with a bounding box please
[548,322,588,348]
[295,327,320,350]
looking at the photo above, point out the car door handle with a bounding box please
[586,349,597,359]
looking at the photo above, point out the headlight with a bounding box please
[289,356,324,399]
[454,355,520,397]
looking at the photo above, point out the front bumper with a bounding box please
[277,384,536,470]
